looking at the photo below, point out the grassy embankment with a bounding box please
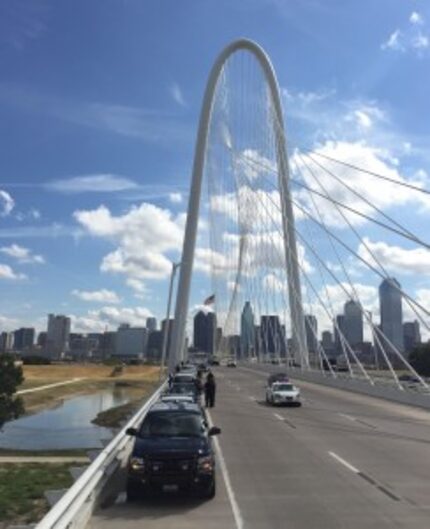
[0,463,74,526]
[19,364,160,413]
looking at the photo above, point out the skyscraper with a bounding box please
[193,311,216,354]
[146,317,157,332]
[403,320,421,356]
[260,315,282,356]
[240,301,255,358]
[343,300,363,348]
[46,314,71,359]
[379,278,404,356]
[304,315,318,355]
[13,328,35,352]
[333,315,345,356]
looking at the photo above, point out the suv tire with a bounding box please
[198,478,216,500]
[126,482,143,502]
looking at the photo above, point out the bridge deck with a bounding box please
[89,367,430,529]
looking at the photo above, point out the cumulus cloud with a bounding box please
[74,202,183,281]
[410,12,424,25]
[46,174,139,193]
[292,141,430,228]
[0,243,45,264]
[0,263,27,280]
[70,305,154,333]
[357,237,430,276]
[0,190,15,217]
[71,289,121,304]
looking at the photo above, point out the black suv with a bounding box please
[126,401,221,501]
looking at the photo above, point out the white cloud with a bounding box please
[357,238,430,276]
[169,192,183,204]
[46,174,138,193]
[71,289,121,304]
[412,33,429,50]
[292,141,430,228]
[0,314,19,330]
[0,263,27,280]
[126,278,147,293]
[0,190,15,217]
[170,83,186,107]
[410,12,424,25]
[74,202,183,281]
[70,305,154,333]
[381,29,405,52]
[382,13,429,55]
[0,243,45,264]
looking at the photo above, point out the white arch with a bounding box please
[168,38,309,371]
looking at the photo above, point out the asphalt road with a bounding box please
[89,366,430,529]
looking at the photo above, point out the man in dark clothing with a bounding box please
[204,371,216,408]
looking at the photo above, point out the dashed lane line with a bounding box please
[329,451,401,502]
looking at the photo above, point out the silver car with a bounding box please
[266,382,301,406]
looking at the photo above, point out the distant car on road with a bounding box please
[209,357,220,366]
[266,382,301,406]
[126,401,221,501]
[227,359,237,367]
[267,372,289,386]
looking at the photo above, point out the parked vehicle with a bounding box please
[126,401,221,500]
[266,382,301,406]
[167,382,200,403]
[227,359,237,367]
[160,394,194,404]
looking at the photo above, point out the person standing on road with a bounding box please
[204,370,216,408]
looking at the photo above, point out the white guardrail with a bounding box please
[36,381,167,529]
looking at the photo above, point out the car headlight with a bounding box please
[197,455,214,473]
[129,457,145,471]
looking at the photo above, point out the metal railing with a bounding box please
[36,381,167,529]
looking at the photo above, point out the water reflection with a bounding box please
[0,387,132,450]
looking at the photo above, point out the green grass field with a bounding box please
[0,463,74,525]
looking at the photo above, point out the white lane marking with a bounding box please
[329,451,360,474]
[338,413,356,422]
[273,413,284,421]
[207,410,244,529]
[248,396,256,401]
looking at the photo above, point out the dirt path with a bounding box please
[0,456,89,463]
[17,378,86,395]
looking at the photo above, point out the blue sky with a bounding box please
[1,0,430,336]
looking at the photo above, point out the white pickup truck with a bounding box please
[266,381,301,406]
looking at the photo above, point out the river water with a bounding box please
[0,387,133,450]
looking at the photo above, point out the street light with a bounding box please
[159,261,181,381]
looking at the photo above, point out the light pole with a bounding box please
[159,261,181,381]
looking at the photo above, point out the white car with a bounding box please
[266,382,301,406]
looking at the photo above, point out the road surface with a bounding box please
[89,366,430,529]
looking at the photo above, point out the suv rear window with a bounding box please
[139,411,204,438]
